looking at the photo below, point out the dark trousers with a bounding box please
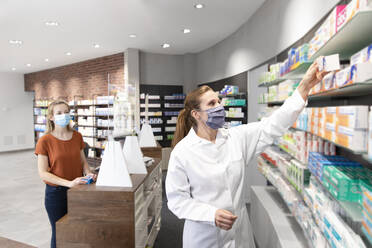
[44,184,68,248]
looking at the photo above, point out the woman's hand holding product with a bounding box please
[296,60,329,101]
[68,176,87,188]
[215,209,238,230]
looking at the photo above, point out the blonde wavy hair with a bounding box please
[45,100,73,134]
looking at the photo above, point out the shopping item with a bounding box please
[96,140,132,187]
[317,54,340,72]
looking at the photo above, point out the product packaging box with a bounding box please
[335,67,350,88]
[317,54,340,72]
[323,72,336,91]
[350,43,372,65]
[347,62,372,84]
[336,125,368,152]
[336,105,369,129]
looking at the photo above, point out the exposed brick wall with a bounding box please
[24,53,124,101]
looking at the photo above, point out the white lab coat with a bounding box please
[165,89,306,248]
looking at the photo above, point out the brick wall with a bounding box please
[24,53,124,101]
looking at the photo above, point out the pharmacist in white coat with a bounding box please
[165,62,328,248]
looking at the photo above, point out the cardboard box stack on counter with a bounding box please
[294,106,370,152]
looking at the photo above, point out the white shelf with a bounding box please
[310,10,372,60]
[309,80,372,100]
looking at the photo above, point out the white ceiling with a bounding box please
[0,0,265,74]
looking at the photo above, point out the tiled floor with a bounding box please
[0,150,50,248]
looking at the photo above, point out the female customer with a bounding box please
[35,100,96,248]
[166,61,327,248]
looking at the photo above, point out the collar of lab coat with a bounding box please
[186,127,229,146]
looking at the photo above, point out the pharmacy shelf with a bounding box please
[274,144,364,223]
[34,106,48,108]
[258,156,317,248]
[290,127,367,155]
[225,116,245,119]
[310,10,372,60]
[362,154,372,164]
[282,62,312,80]
[219,92,246,98]
[258,78,286,88]
[312,174,363,223]
[223,105,247,108]
[259,101,285,105]
[309,80,372,100]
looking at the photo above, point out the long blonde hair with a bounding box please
[172,85,213,148]
[45,100,73,134]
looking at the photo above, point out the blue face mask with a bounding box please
[54,114,71,127]
[200,105,226,129]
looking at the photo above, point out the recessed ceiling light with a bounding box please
[11,67,16,71]
[183,28,191,34]
[194,3,204,9]
[66,52,72,56]
[161,43,170,48]
[93,44,100,48]
[45,21,59,26]
[26,63,31,67]
[129,34,137,38]
[45,58,49,62]
[9,40,22,45]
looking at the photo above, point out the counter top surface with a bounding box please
[70,158,161,193]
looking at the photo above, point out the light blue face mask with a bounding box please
[54,114,71,127]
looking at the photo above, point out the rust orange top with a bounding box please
[35,131,85,186]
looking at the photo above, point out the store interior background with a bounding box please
[1,0,358,246]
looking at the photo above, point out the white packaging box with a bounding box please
[335,67,350,87]
[337,125,367,152]
[317,54,340,72]
[323,72,336,91]
[350,46,369,65]
[348,62,372,84]
[336,105,369,129]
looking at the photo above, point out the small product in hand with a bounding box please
[317,54,340,72]
[81,175,94,184]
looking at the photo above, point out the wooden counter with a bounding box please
[56,147,163,248]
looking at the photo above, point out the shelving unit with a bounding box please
[257,8,372,247]
[33,99,52,144]
[69,95,114,161]
[140,84,184,147]
[221,92,248,127]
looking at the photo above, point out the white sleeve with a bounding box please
[165,151,218,226]
[254,89,307,155]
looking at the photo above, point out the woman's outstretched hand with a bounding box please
[297,60,329,101]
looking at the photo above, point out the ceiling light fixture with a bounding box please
[161,43,170,48]
[93,44,100,48]
[194,3,204,9]
[66,52,72,56]
[45,58,49,62]
[183,28,191,34]
[45,21,59,26]
[26,63,31,67]
[9,40,23,45]
[129,34,137,38]
[11,67,16,71]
